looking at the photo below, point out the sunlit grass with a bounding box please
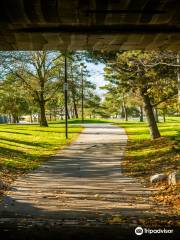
[0,123,83,171]
[1,116,179,177]
[115,117,180,176]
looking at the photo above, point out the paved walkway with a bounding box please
[0,123,157,222]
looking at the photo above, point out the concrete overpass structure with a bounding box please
[0,0,179,50]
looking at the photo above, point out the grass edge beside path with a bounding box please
[0,123,83,196]
[115,119,180,215]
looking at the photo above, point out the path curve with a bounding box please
[0,123,156,221]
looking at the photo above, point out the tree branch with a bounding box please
[152,93,177,107]
[139,60,180,68]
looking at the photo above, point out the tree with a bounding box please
[0,51,64,126]
[0,74,30,123]
[46,92,64,121]
[66,54,97,120]
[85,93,102,118]
[104,50,177,139]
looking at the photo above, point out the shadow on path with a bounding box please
[0,124,176,239]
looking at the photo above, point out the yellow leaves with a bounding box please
[152,186,180,214]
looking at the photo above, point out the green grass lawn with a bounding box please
[0,123,83,173]
[2,117,177,177]
[116,117,180,178]
[1,117,179,181]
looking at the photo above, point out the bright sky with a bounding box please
[86,62,106,98]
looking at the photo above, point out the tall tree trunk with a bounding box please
[12,115,16,123]
[12,113,19,123]
[154,107,159,123]
[53,109,57,121]
[163,109,166,123]
[139,106,144,122]
[74,102,78,118]
[8,114,11,123]
[122,97,128,121]
[60,109,63,120]
[141,89,161,139]
[39,101,48,127]
[72,92,78,118]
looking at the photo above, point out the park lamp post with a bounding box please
[80,64,84,123]
[64,53,68,139]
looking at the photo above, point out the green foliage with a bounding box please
[102,50,179,138]
[0,74,30,122]
[0,51,101,124]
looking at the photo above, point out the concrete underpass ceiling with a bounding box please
[0,0,180,51]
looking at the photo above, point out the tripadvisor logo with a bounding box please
[135,227,143,235]
[135,226,173,235]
